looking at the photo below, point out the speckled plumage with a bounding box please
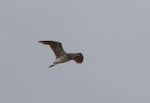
[39,40,83,67]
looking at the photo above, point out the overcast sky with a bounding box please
[0,0,150,103]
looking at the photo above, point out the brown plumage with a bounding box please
[39,40,83,67]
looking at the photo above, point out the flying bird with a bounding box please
[39,40,83,67]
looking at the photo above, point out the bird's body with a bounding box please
[39,40,83,67]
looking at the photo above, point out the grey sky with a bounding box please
[0,0,150,103]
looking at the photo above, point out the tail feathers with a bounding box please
[73,53,83,63]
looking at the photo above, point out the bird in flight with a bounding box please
[39,40,83,67]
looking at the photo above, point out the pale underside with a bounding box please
[39,40,83,67]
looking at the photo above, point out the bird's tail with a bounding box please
[72,53,83,63]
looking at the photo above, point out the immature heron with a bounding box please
[39,40,83,67]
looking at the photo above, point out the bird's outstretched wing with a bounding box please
[73,53,83,63]
[39,40,66,57]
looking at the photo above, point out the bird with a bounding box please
[39,40,83,67]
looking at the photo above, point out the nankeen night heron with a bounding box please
[39,40,83,67]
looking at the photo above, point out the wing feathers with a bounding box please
[39,40,66,57]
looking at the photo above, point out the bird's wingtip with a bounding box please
[39,41,43,43]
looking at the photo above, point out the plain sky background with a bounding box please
[0,0,150,103]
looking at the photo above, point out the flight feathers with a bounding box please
[39,40,83,67]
